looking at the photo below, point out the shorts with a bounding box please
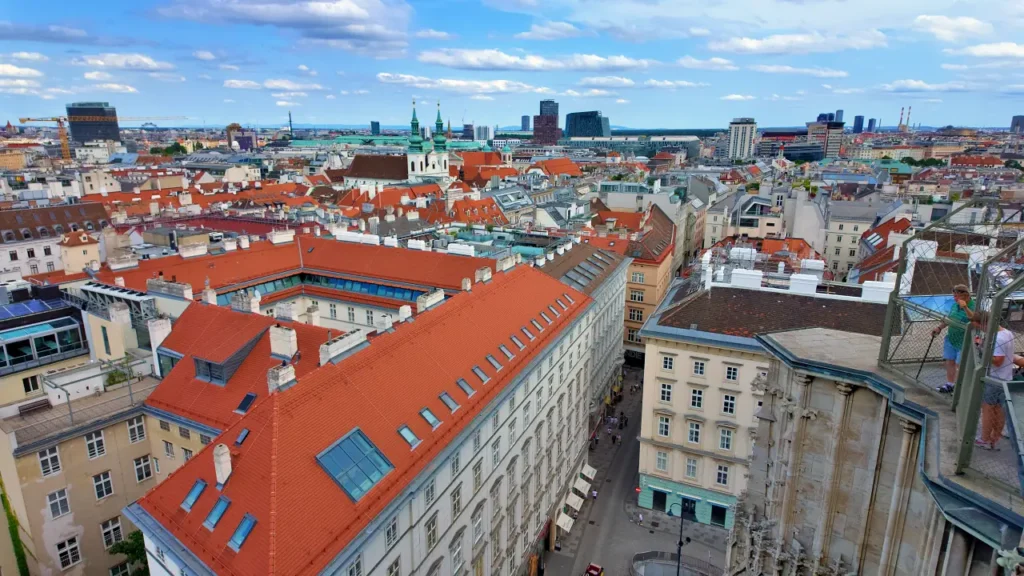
[943,338,963,362]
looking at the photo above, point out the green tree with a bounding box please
[109,531,149,576]
[194,141,205,151]
[1006,160,1024,172]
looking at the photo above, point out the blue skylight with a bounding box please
[399,425,421,448]
[456,378,475,397]
[510,335,525,350]
[548,305,560,317]
[556,299,568,311]
[235,393,257,414]
[540,312,552,324]
[472,366,490,383]
[228,514,257,551]
[180,479,206,512]
[440,392,460,413]
[203,496,230,530]
[317,429,394,502]
[499,344,514,360]
[521,327,535,341]
[235,429,250,446]
[563,293,575,304]
[531,319,544,332]
[421,408,442,428]
[486,354,503,371]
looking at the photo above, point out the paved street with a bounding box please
[544,368,727,576]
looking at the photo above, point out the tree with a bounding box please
[1006,160,1024,172]
[109,531,149,576]
[194,141,205,151]
[225,122,242,147]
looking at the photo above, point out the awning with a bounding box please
[581,464,597,480]
[573,477,591,495]
[565,493,584,511]
[556,513,575,533]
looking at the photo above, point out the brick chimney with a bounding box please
[269,324,298,359]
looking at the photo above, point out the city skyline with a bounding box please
[1,0,1022,128]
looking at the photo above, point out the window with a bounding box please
[629,289,644,302]
[347,557,363,576]
[627,328,640,343]
[659,383,672,402]
[366,310,374,325]
[655,451,668,472]
[472,508,484,543]
[657,416,670,437]
[85,431,105,459]
[421,408,441,429]
[690,389,703,409]
[235,393,257,413]
[46,262,54,272]
[48,488,70,519]
[200,434,212,445]
[499,344,514,360]
[398,426,420,448]
[23,374,40,395]
[425,478,436,505]
[181,480,206,511]
[838,224,844,231]
[94,471,113,499]
[716,464,730,486]
[386,517,398,549]
[228,514,257,551]
[101,517,123,549]
[134,455,153,482]
[159,420,171,431]
[631,272,645,283]
[492,440,501,466]
[693,361,705,376]
[853,225,859,232]
[329,303,337,318]
[44,245,52,257]
[7,250,16,261]
[347,306,355,323]
[685,458,698,479]
[450,450,461,476]
[56,537,81,569]
[688,422,701,444]
[473,460,483,491]
[836,235,843,243]
[457,378,475,397]
[29,264,38,275]
[628,308,643,322]
[472,366,490,383]
[204,497,230,529]
[164,441,175,459]
[387,559,400,576]
[182,448,193,461]
[127,416,145,443]
[39,446,61,477]
[723,394,736,415]
[720,429,733,451]
[451,536,465,574]
[110,562,130,576]
[834,247,841,256]
[451,484,462,516]
[472,429,481,452]
[662,356,674,370]
[440,392,460,413]
[832,261,838,270]
[849,249,857,257]
[101,325,111,355]
[426,514,438,549]
[510,334,525,350]
[725,366,738,381]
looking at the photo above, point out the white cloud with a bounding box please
[0,64,43,78]
[563,88,614,97]
[325,94,336,99]
[579,76,634,87]
[515,21,583,40]
[677,55,737,71]
[615,98,629,104]
[149,72,186,82]
[644,79,708,88]
[46,87,73,95]
[220,64,240,71]
[832,87,865,94]
[923,98,943,102]
[224,79,261,89]
[276,100,298,107]
[688,27,710,37]
[417,49,655,71]
[710,30,886,54]
[942,60,1017,71]
[84,71,113,81]
[264,78,323,90]
[415,29,452,39]
[912,15,992,42]
[945,42,1024,58]
[0,79,41,88]
[193,50,216,61]
[340,89,370,95]
[720,94,755,101]
[297,64,318,76]
[377,72,552,94]
[749,64,848,78]
[470,94,495,100]
[71,53,174,70]
[271,91,308,98]
[9,52,48,62]
[223,98,235,103]
[881,79,973,92]
[91,83,138,93]
[767,93,803,101]
[198,73,213,80]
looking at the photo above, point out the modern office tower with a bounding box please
[565,111,611,137]
[827,112,835,122]
[66,102,119,143]
[539,99,559,117]
[853,115,865,134]
[370,121,380,135]
[867,118,878,132]
[532,115,559,145]
[462,123,474,140]
[817,113,829,123]
[728,117,757,160]
[835,109,844,123]
[521,115,530,131]
[474,125,494,141]
[1012,115,1024,133]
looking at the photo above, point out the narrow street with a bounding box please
[544,368,727,576]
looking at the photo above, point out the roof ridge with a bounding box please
[268,393,279,575]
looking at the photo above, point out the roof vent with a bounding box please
[213,443,232,485]
[461,278,473,291]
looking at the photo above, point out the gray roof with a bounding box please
[829,201,882,221]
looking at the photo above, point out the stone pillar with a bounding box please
[879,418,920,576]
[940,527,969,576]
[778,372,814,541]
[811,382,854,566]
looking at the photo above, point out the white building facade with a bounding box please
[728,118,757,160]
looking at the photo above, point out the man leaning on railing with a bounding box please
[971,310,1016,450]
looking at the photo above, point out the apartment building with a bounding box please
[126,265,598,576]
[636,265,892,528]
[824,202,877,280]
[0,204,110,278]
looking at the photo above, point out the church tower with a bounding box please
[407,100,427,177]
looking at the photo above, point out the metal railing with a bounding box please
[628,550,723,576]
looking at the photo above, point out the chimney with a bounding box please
[148,317,173,375]
[306,304,320,326]
[114,277,125,287]
[398,305,412,322]
[546,252,554,261]
[267,363,296,393]
[275,302,295,322]
[416,288,446,312]
[202,286,217,305]
[319,329,368,366]
[270,324,298,359]
[108,301,131,326]
[535,256,545,267]
[223,238,238,251]
[788,273,819,295]
[474,266,493,283]
[461,277,473,291]
[496,255,515,272]
[375,314,394,333]
[213,444,232,485]
[239,235,251,249]
[230,290,261,313]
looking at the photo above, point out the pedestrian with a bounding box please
[606,425,612,436]
[617,434,622,444]
[971,310,1012,450]
[594,434,599,446]
[931,284,975,393]
[624,416,629,427]
[638,513,643,526]
[592,489,598,500]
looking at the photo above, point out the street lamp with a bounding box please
[666,501,694,576]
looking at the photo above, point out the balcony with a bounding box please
[0,317,87,377]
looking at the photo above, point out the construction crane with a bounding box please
[18,115,188,162]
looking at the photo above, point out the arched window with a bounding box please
[2,232,14,242]
[84,221,95,231]
[37,227,49,238]
[410,161,415,172]
[20,229,31,240]
[431,162,436,170]
[426,558,444,576]
[53,225,64,235]
[449,528,466,575]
[69,223,79,232]
[471,501,487,544]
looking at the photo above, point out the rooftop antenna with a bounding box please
[288,111,293,135]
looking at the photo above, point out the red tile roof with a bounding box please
[344,155,409,181]
[527,157,582,177]
[949,155,1003,168]
[136,266,591,576]
[860,217,912,250]
[463,166,518,187]
[60,232,98,247]
[336,184,440,211]
[457,151,504,167]
[594,210,644,231]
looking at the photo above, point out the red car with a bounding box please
[585,563,605,576]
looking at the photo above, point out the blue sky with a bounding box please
[1,0,1022,129]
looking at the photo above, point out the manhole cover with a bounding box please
[651,522,660,528]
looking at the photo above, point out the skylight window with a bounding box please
[203,497,230,530]
[235,393,257,414]
[472,366,490,383]
[180,480,206,512]
[440,392,460,413]
[486,354,503,371]
[540,312,552,324]
[456,378,475,397]
[228,514,257,551]
[421,408,442,428]
[510,335,525,350]
[563,293,575,304]
[521,327,535,341]
[556,299,568,311]
[235,429,250,446]
[317,430,394,501]
[499,344,514,360]
[548,305,560,318]
[398,426,421,448]
[531,319,544,331]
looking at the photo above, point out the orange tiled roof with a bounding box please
[579,234,630,255]
[337,184,441,210]
[457,151,504,167]
[527,157,582,177]
[60,232,98,247]
[464,165,518,187]
[136,265,590,576]
[594,210,644,231]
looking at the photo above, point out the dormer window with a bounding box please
[20,229,31,240]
